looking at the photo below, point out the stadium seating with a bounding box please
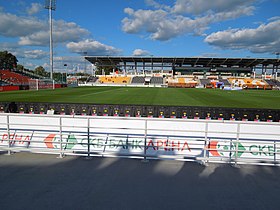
[98,76,131,84]
[0,81,9,86]
[178,78,185,83]
[228,78,269,89]
[86,76,99,83]
[199,79,211,86]
[265,79,280,88]
[168,77,197,88]
[0,70,30,85]
[219,79,231,86]
[131,76,145,84]
[150,77,163,85]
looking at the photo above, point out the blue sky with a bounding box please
[0,0,280,72]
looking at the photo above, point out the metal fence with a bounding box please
[0,113,280,166]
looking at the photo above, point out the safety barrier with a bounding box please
[0,113,280,166]
[1,102,279,121]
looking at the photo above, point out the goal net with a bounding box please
[28,79,55,90]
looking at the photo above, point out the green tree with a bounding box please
[34,66,49,77]
[17,64,24,71]
[0,51,18,70]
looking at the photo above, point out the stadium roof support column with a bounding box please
[151,57,153,74]
[124,62,126,75]
[253,66,256,79]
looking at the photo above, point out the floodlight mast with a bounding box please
[45,0,56,80]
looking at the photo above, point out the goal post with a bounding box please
[28,79,55,90]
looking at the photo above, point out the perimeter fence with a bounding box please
[0,113,279,166]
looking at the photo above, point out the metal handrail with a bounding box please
[0,113,279,166]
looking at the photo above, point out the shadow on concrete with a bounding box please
[1,153,280,210]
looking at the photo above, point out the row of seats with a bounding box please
[150,77,163,85]
[168,77,198,88]
[97,76,164,85]
[87,75,279,89]
[228,78,270,89]
[265,79,280,87]
[0,70,30,85]
[98,76,131,84]
[131,76,145,84]
[0,81,9,86]
[86,76,99,83]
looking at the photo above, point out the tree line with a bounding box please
[0,51,91,83]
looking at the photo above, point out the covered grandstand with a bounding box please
[86,56,280,77]
[84,56,280,89]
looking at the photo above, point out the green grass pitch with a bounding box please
[0,86,280,109]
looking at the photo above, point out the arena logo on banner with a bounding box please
[43,133,196,153]
[0,132,32,147]
[208,140,279,158]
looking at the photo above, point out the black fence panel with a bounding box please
[1,102,279,122]
[0,102,8,113]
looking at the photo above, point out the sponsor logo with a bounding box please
[43,134,193,152]
[209,140,278,157]
[44,134,77,150]
[1,133,31,146]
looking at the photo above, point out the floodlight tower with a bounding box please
[45,0,56,80]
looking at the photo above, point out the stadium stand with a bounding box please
[98,76,131,84]
[178,78,185,84]
[131,76,145,84]
[86,76,98,83]
[199,79,211,86]
[0,70,30,85]
[150,77,163,85]
[14,69,43,80]
[228,78,270,89]
[0,81,9,86]
[265,79,280,88]
[219,79,231,86]
[168,77,197,88]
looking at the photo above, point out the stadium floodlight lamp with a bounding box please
[45,0,56,80]
[44,0,56,10]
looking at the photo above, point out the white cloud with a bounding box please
[0,10,89,46]
[172,0,255,15]
[24,62,37,68]
[27,3,42,15]
[0,11,45,37]
[66,39,122,56]
[145,0,171,11]
[22,50,49,59]
[18,20,90,46]
[122,0,256,41]
[204,19,280,53]
[132,49,150,56]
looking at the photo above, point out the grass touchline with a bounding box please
[0,86,279,109]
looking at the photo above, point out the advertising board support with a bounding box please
[85,118,92,159]
[142,120,148,162]
[58,117,63,158]
[203,122,209,166]
[6,115,11,155]
[234,124,241,167]
[274,141,277,164]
